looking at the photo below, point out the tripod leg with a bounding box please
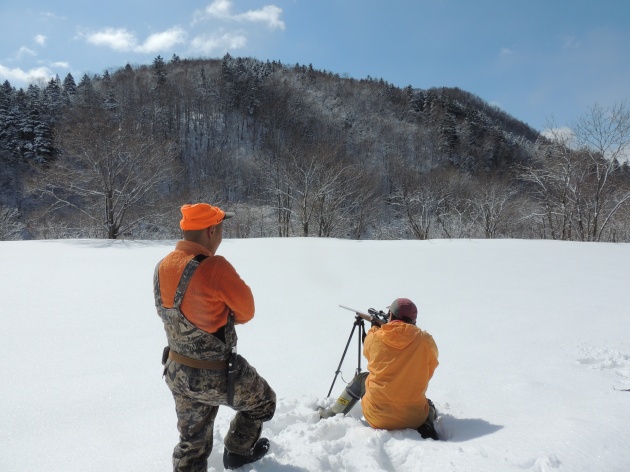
[326,321,358,398]
[355,321,366,376]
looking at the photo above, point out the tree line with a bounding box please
[1,54,629,241]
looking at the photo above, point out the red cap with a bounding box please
[389,298,418,324]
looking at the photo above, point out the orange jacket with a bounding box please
[158,240,254,333]
[361,321,439,430]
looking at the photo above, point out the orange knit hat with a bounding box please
[180,203,234,230]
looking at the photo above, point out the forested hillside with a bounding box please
[1,54,629,241]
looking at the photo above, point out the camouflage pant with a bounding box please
[164,354,276,472]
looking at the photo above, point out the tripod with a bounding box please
[326,315,367,398]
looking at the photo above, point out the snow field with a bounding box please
[1,238,629,471]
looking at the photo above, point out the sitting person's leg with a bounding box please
[319,372,368,418]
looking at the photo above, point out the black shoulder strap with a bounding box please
[193,254,209,263]
[154,254,208,309]
[153,259,164,307]
[173,254,208,309]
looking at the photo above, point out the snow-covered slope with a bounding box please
[1,238,629,471]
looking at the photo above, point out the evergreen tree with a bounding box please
[104,87,119,111]
[100,70,118,111]
[0,80,13,108]
[33,117,53,162]
[5,89,27,157]
[11,83,54,163]
[0,81,15,143]
[62,73,77,95]
[62,73,77,106]
[18,85,40,160]
[153,55,167,85]
[221,53,234,81]
[77,73,98,105]
[45,75,63,115]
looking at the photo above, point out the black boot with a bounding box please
[417,420,439,440]
[418,399,439,440]
[223,438,270,469]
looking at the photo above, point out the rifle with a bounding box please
[339,305,389,327]
[326,305,388,397]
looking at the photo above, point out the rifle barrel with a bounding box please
[339,305,382,326]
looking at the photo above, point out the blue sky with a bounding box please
[1,0,628,131]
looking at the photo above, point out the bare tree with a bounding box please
[0,206,25,240]
[429,170,475,239]
[392,166,449,240]
[39,105,181,239]
[346,166,382,239]
[519,125,592,240]
[520,130,582,240]
[468,177,518,238]
[286,148,321,237]
[521,103,630,241]
[315,162,362,238]
[572,102,630,241]
[257,144,294,237]
[278,143,357,237]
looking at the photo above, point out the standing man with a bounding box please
[320,298,439,439]
[153,203,276,471]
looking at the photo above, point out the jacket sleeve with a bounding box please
[426,335,439,380]
[215,257,255,324]
[363,326,380,362]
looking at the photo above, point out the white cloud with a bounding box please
[77,3,283,58]
[238,5,284,30]
[499,47,513,58]
[189,32,247,54]
[81,27,137,51]
[542,126,576,146]
[135,27,187,53]
[16,46,37,59]
[542,126,629,162]
[79,27,187,54]
[205,0,231,18]
[48,61,70,68]
[0,63,52,83]
[195,0,285,30]
[34,34,47,46]
[42,11,67,21]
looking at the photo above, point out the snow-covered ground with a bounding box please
[1,238,629,472]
